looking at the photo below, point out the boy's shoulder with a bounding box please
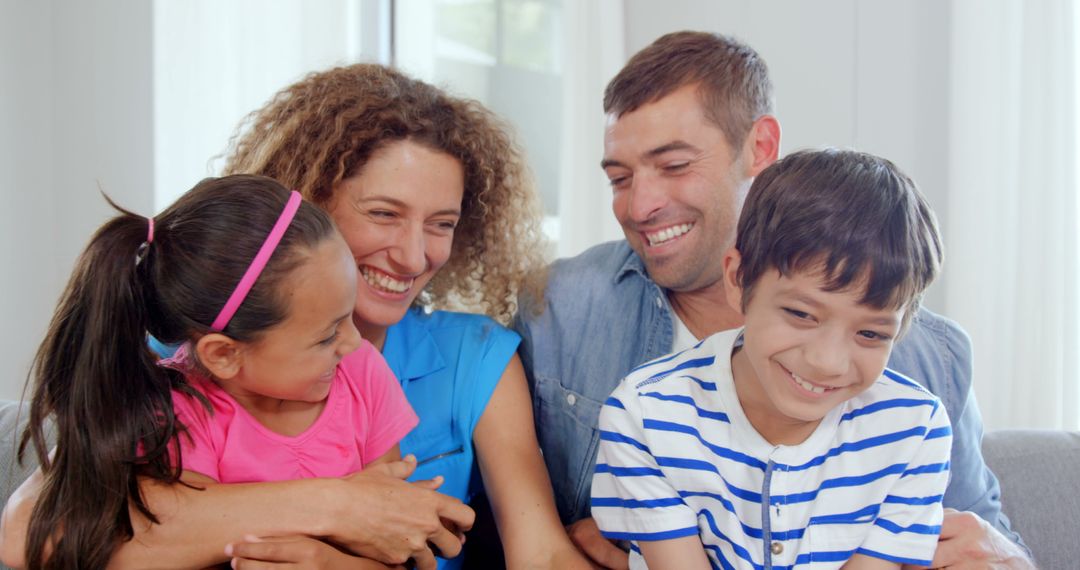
[842,366,948,424]
[617,329,738,395]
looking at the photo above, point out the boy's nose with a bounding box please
[803,333,851,378]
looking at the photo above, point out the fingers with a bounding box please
[568,518,629,570]
[364,454,418,480]
[426,524,465,560]
[410,475,444,491]
[436,495,475,533]
[410,546,438,570]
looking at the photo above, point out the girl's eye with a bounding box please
[318,332,339,346]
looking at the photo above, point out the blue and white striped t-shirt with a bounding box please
[591,329,952,569]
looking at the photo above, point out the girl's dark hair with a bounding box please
[735,148,943,335]
[20,174,336,568]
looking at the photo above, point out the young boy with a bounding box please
[591,149,952,570]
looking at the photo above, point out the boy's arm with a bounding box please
[842,553,900,570]
[856,401,952,567]
[639,535,711,570]
[591,387,701,566]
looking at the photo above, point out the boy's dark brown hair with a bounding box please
[603,31,773,151]
[21,175,336,569]
[734,149,944,334]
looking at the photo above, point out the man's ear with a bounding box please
[723,248,746,314]
[744,115,781,177]
[194,333,244,380]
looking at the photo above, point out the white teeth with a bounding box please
[792,373,828,394]
[360,267,412,294]
[646,223,694,246]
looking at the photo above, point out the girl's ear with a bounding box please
[194,333,244,380]
[723,248,746,314]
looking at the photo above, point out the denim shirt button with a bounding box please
[655,296,663,308]
[566,393,576,406]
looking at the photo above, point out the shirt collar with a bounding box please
[383,309,446,382]
[614,246,650,285]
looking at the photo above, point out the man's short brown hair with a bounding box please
[603,31,773,150]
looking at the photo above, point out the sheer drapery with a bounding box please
[555,0,627,258]
[945,0,1079,429]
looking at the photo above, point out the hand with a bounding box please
[902,509,1035,570]
[329,455,474,570]
[566,517,629,570]
[226,535,405,569]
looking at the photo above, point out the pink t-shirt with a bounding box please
[167,340,418,483]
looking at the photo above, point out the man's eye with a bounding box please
[663,162,689,172]
[608,176,629,188]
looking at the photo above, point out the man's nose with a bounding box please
[626,173,669,223]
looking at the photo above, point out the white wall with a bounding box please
[624,0,951,312]
[1,0,154,401]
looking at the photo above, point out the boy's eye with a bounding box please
[857,330,892,342]
[782,308,812,320]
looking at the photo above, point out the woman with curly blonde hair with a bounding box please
[214,64,578,569]
[0,63,585,570]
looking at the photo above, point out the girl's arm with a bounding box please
[1,456,471,570]
[638,536,711,570]
[0,467,44,569]
[473,355,592,569]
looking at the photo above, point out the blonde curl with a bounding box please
[223,63,547,324]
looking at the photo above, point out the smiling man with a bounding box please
[513,31,1033,569]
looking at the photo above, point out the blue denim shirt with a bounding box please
[513,240,1025,549]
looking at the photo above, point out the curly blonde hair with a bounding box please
[223,63,547,324]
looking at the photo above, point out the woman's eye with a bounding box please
[370,210,395,219]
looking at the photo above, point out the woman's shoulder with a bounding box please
[401,307,518,340]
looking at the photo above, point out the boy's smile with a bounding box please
[724,252,904,446]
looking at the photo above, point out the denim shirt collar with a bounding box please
[614,248,650,285]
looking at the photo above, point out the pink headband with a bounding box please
[210,191,303,331]
[147,218,155,243]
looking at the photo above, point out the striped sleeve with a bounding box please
[858,399,953,566]
[590,383,699,542]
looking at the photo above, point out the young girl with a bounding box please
[10,175,417,569]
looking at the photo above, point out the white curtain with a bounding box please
[945,0,1080,430]
[556,0,627,258]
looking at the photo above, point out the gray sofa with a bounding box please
[1,399,1078,568]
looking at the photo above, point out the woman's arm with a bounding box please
[2,456,472,570]
[638,536,710,570]
[473,355,591,569]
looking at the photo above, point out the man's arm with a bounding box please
[890,310,1033,568]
